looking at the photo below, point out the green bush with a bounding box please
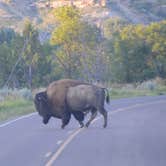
[0,87,33,101]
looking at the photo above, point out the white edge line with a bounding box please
[56,140,63,145]
[0,112,37,128]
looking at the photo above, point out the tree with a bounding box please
[50,6,101,79]
[22,19,40,89]
[105,22,153,83]
[0,28,24,88]
[103,17,128,39]
[145,21,166,78]
[33,42,60,87]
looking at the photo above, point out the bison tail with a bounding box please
[104,88,110,104]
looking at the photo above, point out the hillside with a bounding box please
[0,0,38,30]
[109,0,166,24]
[0,0,166,30]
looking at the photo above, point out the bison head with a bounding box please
[34,91,51,124]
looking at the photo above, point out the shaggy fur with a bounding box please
[35,79,87,128]
[67,84,109,128]
[34,79,109,129]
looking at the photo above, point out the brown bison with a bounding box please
[34,79,109,129]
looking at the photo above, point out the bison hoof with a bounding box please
[85,122,90,128]
[79,122,84,128]
[103,124,107,128]
[61,125,65,129]
[43,120,48,125]
[80,124,84,128]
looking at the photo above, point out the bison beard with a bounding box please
[34,91,51,124]
[34,79,109,129]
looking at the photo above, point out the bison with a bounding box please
[34,79,110,129]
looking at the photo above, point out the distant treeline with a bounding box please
[0,7,166,88]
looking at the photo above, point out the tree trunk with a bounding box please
[28,65,32,90]
[70,0,74,6]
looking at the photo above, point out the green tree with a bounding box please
[33,42,61,87]
[0,28,24,88]
[22,19,40,89]
[145,21,166,78]
[50,6,82,78]
[103,17,128,39]
[50,6,101,79]
[106,23,153,83]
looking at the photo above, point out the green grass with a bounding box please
[0,99,34,122]
[110,86,166,99]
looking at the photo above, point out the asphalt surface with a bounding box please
[0,95,166,166]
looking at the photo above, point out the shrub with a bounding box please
[136,80,157,90]
[0,87,33,101]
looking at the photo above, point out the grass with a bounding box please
[0,98,34,122]
[110,86,166,99]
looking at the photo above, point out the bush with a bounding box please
[0,87,33,101]
[136,80,157,90]
[0,87,34,122]
[18,88,33,100]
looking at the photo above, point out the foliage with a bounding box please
[0,28,23,87]
[50,6,103,79]
[0,87,34,121]
[110,78,166,99]
[0,8,166,88]
[0,98,34,122]
[104,18,166,83]
[0,87,33,101]
[0,20,60,89]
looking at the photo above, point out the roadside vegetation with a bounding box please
[0,99,34,122]
[0,88,34,122]
[0,6,166,123]
[0,78,166,122]
[111,78,166,99]
[1,7,166,88]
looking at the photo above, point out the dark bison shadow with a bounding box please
[37,124,112,133]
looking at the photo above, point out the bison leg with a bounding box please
[43,115,51,124]
[99,108,107,128]
[61,112,71,129]
[85,108,97,128]
[72,112,84,128]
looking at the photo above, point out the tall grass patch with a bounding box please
[109,78,166,99]
[0,88,34,122]
[0,99,34,122]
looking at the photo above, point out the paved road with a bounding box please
[0,95,166,166]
